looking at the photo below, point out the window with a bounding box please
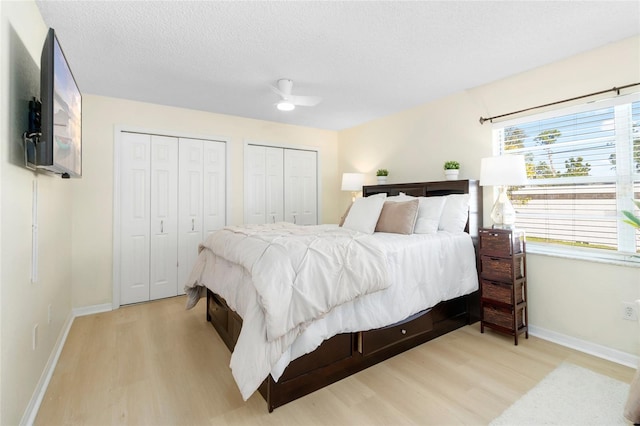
[493,93,640,264]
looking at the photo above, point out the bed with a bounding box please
[185,179,482,412]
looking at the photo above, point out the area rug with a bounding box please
[490,362,630,425]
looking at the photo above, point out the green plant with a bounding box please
[376,169,389,176]
[622,199,640,229]
[444,161,460,170]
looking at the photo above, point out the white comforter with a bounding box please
[185,225,478,400]
[188,223,390,342]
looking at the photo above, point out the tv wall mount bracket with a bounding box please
[22,97,70,178]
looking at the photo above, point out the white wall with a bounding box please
[72,95,339,308]
[0,2,73,424]
[338,35,640,358]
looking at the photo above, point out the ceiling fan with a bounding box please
[271,79,322,111]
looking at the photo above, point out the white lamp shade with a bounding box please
[341,173,364,191]
[480,155,527,186]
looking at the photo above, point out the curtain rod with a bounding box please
[478,82,640,125]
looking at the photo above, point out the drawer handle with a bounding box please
[401,329,407,335]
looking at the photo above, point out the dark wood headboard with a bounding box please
[362,179,483,242]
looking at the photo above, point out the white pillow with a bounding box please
[438,194,470,233]
[413,196,447,234]
[342,193,387,234]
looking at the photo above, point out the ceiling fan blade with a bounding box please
[270,85,286,98]
[271,79,321,108]
[291,95,322,107]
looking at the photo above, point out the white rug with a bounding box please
[490,362,630,425]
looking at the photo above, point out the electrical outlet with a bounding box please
[622,302,638,321]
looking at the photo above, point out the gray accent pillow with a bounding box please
[375,199,419,234]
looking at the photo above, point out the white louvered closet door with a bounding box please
[149,135,178,300]
[120,132,151,305]
[284,149,317,225]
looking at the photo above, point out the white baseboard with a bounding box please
[72,303,112,317]
[529,325,639,369]
[20,311,74,426]
[20,302,113,425]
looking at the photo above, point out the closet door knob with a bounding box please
[192,218,195,231]
[160,220,164,233]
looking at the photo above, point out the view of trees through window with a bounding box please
[494,96,640,255]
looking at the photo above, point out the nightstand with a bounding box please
[479,227,528,345]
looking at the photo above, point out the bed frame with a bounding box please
[206,179,482,412]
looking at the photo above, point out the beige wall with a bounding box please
[0,2,73,424]
[72,95,339,308]
[338,35,640,357]
[2,1,639,421]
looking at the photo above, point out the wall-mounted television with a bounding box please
[29,28,82,178]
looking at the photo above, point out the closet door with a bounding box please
[149,136,178,300]
[118,132,226,304]
[245,145,284,224]
[202,140,226,238]
[177,138,226,293]
[245,145,267,224]
[120,133,151,305]
[284,149,317,225]
[265,147,284,224]
[178,138,204,294]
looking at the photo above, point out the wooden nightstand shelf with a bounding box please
[479,227,528,345]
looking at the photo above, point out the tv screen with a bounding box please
[38,28,82,178]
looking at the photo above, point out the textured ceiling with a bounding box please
[35,1,640,131]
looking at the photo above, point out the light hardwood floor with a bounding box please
[35,295,635,425]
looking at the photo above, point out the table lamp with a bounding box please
[341,173,364,202]
[480,155,527,228]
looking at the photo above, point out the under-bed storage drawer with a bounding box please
[360,311,433,356]
[207,291,242,351]
[208,292,229,328]
[279,333,355,382]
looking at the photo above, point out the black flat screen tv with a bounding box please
[36,28,82,178]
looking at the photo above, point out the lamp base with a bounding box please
[490,187,517,228]
[490,223,517,230]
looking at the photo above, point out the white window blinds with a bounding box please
[493,93,640,261]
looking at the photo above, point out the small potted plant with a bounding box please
[444,161,460,180]
[376,169,389,184]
